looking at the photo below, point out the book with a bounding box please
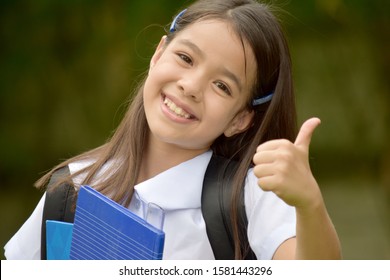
[46,220,73,260]
[69,185,165,260]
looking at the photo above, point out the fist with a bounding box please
[253,118,322,208]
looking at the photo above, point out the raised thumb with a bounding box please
[294,117,321,148]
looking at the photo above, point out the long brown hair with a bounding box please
[36,0,297,259]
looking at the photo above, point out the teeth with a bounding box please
[164,97,192,119]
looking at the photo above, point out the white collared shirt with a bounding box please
[4,151,296,260]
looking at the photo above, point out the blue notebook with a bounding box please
[46,220,73,260]
[69,186,165,260]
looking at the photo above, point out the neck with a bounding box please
[137,135,209,184]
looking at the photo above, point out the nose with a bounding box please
[177,72,204,102]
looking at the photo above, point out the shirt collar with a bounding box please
[133,150,212,211]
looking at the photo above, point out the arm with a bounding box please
[253,118,342,260]
[273,196,341,260]
[294,194,341,259]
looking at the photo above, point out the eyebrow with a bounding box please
[177,39,204,58]
[220,66,242,92]
[176,39,243,92]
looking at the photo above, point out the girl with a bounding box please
[4,0,341,260]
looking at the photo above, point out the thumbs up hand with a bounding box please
[253,118,322,209]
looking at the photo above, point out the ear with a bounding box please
[224,109,254,137]
[150,35,167,70]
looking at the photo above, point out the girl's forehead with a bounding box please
[175,18,238,42]
[175,18,255,59]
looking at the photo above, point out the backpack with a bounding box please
[40,154,256,260]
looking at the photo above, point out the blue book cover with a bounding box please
[69,186,165,260]
[46,220,73,260]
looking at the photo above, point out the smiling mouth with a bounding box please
[163,95,196,120]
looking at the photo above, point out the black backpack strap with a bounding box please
[202,154,256,260]
[40,166,76,260]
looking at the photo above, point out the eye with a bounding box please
[178,53,193,66]
[214,81,232,96]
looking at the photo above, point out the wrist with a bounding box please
[295,180,325,216]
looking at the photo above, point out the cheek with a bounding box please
[143,66,167,99]
[144,69,160,91]
[144,65,175,98]
[204,99,238,131]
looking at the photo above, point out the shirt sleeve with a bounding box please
[4,193,46,260]
[245,169,296,260]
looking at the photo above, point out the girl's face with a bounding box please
[143,19,256,154]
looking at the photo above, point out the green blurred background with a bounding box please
[1,0,389,259]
